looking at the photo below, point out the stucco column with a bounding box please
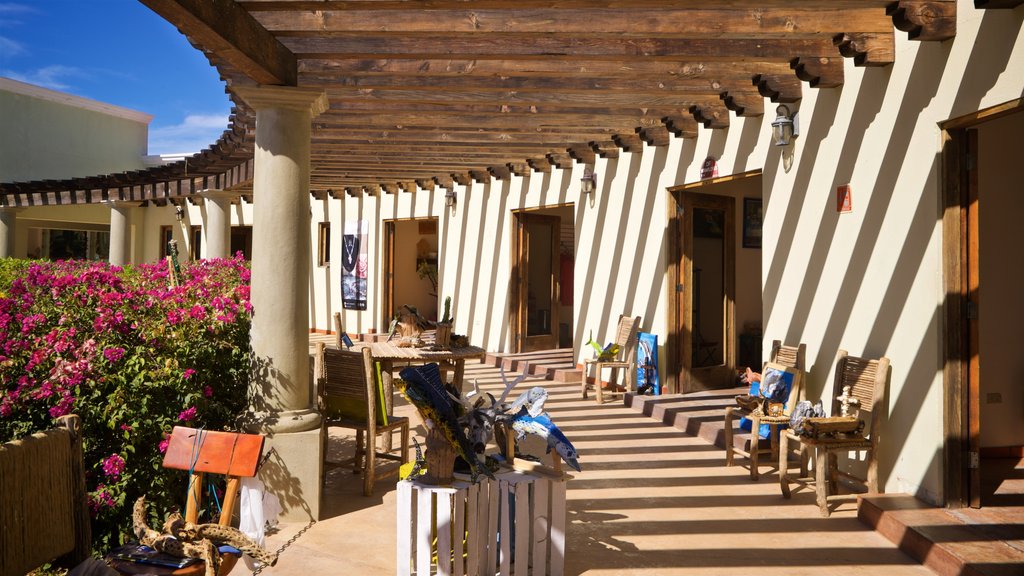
[199,190,235,259]
[105,201,139,266]
[0,208,21,258]
[234,86,328,521]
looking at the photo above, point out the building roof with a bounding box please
[2,0,1016,206]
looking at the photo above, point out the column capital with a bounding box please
[0,206,26,214]
[232,86,328,118]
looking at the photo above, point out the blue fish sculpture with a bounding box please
[510,412,582,472]
[398,363,493,481]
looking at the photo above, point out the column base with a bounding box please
[259,426,324,522]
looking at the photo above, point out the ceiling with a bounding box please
[4,0,1014,206]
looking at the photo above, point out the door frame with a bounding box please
[941,98,1023,508]
[511,211,561,353]
[381,217,438,330]
[670,189,737,393]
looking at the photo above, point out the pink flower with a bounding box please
[102,454,126,478]
[120,424,132,431]
[177,406,197,422]
[182,368,196,380]
[103,347,125,363]
[158,437,170,454]
[203,385,213,398]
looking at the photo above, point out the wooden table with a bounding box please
[369,341,486,415]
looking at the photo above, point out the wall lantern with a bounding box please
[580,167,597,195]
[174,204,185,222]
[445,189,457,209]
[770,104,799,147]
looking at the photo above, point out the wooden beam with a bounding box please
[590,141,620,159]
[546,152,573,169]
[720,91,765,117]
[527,158,552,173]
[752,73,803,103]
[140,0,296,85]
[974,0,1024,7]
[790,55,844,88]
[282,36,839,62]
[662,116,699,139]
[887,1,957,41]
[638,126,672,147]
[567,146,597,165]
[690,103,730,129]
[255,8,892,37]
[833,32,896,67]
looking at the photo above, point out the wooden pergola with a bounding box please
[5,0,1020,205]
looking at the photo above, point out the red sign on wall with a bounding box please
[700,156,718,180]
[837,184,853,213]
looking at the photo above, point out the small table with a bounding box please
[369,341,486,415]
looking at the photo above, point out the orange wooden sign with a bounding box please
[162,426,264,478]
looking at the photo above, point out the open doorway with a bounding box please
[669,171,763,393]
[383,219,439,325]
[511,205,575,353]
[943,102,1024,509]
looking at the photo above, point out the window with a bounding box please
[231,226,253,260]
[159,225,202,260]
[318,222,330,267]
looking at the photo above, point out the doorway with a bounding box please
[383,219,439,326]
[668,171,762,394]
[512,206,575,353]
[943,101,1024,509]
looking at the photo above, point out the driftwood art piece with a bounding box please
[131,497,275,576]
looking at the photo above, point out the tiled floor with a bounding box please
[260,351,935,575]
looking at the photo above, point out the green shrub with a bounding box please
[0,256,251,551]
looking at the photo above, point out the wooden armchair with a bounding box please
[724,340,807,480]
[581,315,641,404]
[779,350,890,516]
[315,343,409,496]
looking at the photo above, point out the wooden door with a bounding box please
[513,213,560,352]
[382,221,396,329]
[966,128,981,508]
[677,192,736,391]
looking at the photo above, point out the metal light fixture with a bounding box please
[770,104,799,147]
[174,204,184,222]
[444,189,457,209]
[580,166,597,195]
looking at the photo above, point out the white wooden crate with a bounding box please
[397,470,567,576]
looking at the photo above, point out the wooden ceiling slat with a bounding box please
[253,8,892,37]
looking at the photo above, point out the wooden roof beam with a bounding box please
[834,32,896,67]
[139,0,296,85]
[887,1,957,41]
[451,173,472,186]
[567,146,596,165]
[527,158,552,173]
[791,56,844,88]
[752,73,803,104]
[546,152,573,170]
[662,116,699,139]
[974,0,1024,7]
[689,103,730,129]
[507,162,531,177]
[590,141,620,159]
[720,92,765,117]
[637,126,672,147]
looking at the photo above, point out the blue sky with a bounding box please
[0,0,231,155]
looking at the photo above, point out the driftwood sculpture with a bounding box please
[131,496,276,576]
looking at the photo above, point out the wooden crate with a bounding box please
[397,470,567,576]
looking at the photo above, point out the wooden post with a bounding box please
[422,426,455,486]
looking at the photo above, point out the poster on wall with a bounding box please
[342,220,368,310]
[636,332,660,395]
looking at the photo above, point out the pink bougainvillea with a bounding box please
[0,255,252,548]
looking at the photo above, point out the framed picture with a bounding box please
[742,197,762,249]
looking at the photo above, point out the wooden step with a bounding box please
[859,494,1024,576]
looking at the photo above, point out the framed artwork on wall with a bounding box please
[743,197,762,249]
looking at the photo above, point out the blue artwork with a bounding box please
[739,366,796,439]
[636,332,660,395]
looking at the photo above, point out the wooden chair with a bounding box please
[724,340,806,480]
[779,350,890,516]
[315,343,409,496]
[581,315,641,404]
[110,426,265,576]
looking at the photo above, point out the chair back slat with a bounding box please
[769,339,806,372]
[317,344,379,429]
[831,350,890,439]
[612,315,641,361]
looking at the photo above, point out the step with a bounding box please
[626,390,763,454]
[859,494,1024,576]
[483,349,581,383]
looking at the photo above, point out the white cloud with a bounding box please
[149,113,229,155]
[0,3,33,14]
[1,64,83,90]
[0,35,23,57]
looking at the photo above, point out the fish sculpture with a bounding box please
[585,330,620,361]
[509,411,582,472]
[398,363,493,481]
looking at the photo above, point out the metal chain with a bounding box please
[251,519,317,576]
